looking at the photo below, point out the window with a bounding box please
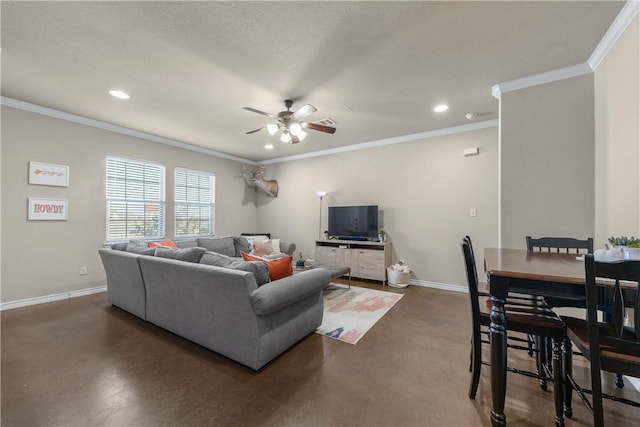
[174,167,215,237]
[106,156,165,241]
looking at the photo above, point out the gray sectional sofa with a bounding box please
[99,236,330,370]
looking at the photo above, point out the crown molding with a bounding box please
[491,62,592,99]
[0,97,258,165]
[259,119,498,165]
[589,0,640,71]
[492,1,640,99]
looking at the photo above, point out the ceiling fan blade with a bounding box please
[304,122,336,134]
[245,127,265,135]
[293,104,317,119]
[242,106,277,118]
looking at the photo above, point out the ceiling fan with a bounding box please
[243,99,336,144]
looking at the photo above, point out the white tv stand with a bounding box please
[315,239,392,284]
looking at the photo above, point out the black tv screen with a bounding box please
[328,205,378,239]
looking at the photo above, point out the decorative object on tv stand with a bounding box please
[28,161,69,187]
[387,260,410,288]
[241,164,278,198]
[316,191,327,239]
[378,229,386,242]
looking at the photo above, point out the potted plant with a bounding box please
[387,260,410,288]
[607,236,640,260]
[378,229,386,242]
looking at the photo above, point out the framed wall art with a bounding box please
[28,198,68,221]
[29,161,69,187]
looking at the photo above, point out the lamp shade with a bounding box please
[267,123,279,136]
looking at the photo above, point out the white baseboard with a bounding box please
[408,279,467,293]
[1,285,107,311]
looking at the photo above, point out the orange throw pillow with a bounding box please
[241,252,293,281]
[148,238,178,249]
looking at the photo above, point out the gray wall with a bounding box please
[499,74,595,248]
[256,127,499,287]
[1,106,257,303]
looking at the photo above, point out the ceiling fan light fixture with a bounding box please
[280,131,292,143]
[297,130,307,141]
[266,123,279,136]
[289,122,302,136]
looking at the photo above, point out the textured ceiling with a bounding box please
[0,1,625,162]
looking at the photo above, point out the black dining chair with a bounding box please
[461,238,568,427]
[525,236,596,388]
[562,255,640,427]
[467,235,551,389]
[526,236,594,254]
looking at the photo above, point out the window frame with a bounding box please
[174,167,215,238]
[105,156,165,242]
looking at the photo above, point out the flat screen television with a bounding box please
[328,205,378,240]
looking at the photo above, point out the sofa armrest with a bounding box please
[250,269,331,315]
[279,241,296,255]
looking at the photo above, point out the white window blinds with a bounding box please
[106,156,165,241]
[174,167,215,237]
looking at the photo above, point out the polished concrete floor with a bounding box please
[2,279,639,426]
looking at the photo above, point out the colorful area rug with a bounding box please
[315,283,404,344]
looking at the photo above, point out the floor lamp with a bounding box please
[316,191,327,239]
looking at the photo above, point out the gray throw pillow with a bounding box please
[233,236,250,257]
[111,242,128,251]
[154,247,206,263]
[126,242,155,255]
[200,251,269,286]
[196,237,236,257]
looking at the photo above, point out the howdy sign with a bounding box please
[28,198,68,220]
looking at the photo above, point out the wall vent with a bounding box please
[316,118,337,126]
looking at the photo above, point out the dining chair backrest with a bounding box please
[526,236,593,254]
[584,255,640,358]
[461,238,481,331]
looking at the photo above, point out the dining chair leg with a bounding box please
[590,360,605,427]
[536,336,548,391]
[469,331,482,399]
[561,337,573,418]
[552,338,564,427]
[615,373,625,388]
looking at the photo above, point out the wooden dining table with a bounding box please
[483,248,587,427]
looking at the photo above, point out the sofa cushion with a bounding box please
[148,238,178,249]
[200,251,269,286]
[110,242,128,251]
[233,236,250,257]
[196,237,236,257]
[254,239,275,256]
[154,247,206,263]
[126,242,156,255]
[243,234,270,252]
[241,252,293,281]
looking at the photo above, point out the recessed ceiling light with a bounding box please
[109,90,130,100]
[433,104,449,113]
[264,143,274,150]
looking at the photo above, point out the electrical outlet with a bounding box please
[470,208,477,217]
[79,266,88,276]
